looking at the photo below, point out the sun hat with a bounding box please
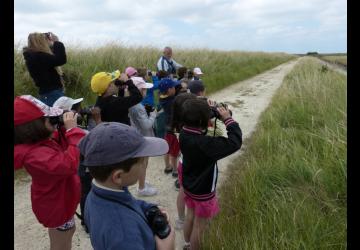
[193,67,203,75]
[188,80,205,95]
[53,96,84,111]
[78,122,169,166]
[158,78,179,93]
[91,70,121,96]
[14,95,64,126]
[125,67,138,77]
[131,76,154,90]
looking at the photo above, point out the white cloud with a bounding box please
[14,0,347,53]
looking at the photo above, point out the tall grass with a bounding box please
[14,44,295,105]
[203,57,347,249]
[320,55,347,67]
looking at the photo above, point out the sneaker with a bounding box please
[172,170,178,178]
[82,223,89,234]
[183,243,191,250]
[174,179,180,191]
[137,185,158,196]
[164,166,173,174]
[175,218,185,230]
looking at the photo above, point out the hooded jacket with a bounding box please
[14,127,85,228]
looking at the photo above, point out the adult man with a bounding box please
[157,47,183,76]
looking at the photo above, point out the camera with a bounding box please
[210,102,232,119]
[48,111,83,127]
[147,70,153,77]
[44,32,51,39]
[114,79,127,87]
[144,206,171,239]
[197,97,232,119]
[79,106,93,116]
[144,104,155,116]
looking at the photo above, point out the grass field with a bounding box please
[320,55,347,67]
[14,44,295,106]
[202,57,347,249]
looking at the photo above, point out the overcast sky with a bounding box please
[14,0,347,53]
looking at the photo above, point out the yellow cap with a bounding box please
[90,70,121,96]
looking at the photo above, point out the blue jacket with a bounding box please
[142,76,159,107]
[85,182,156,250]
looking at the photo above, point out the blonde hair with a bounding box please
[23,32,64,77]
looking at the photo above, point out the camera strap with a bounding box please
[92,189,149,224]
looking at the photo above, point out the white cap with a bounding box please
[193,67,203,75]
[53,96,84,111]
[131,76,154,89]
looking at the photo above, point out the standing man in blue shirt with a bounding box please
[157,47,183,78]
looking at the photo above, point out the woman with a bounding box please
[23,32,67,106]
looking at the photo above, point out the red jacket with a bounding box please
[14,127,86,228]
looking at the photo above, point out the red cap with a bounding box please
[14,97,45,126]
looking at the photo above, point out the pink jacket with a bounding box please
[14,127,86,228]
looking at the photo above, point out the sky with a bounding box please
[14,0,347,54]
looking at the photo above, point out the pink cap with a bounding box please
[125,67,138,77]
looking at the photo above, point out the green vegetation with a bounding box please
[320,55,347,67]
[14,44,295,105]
[203,57,347,249]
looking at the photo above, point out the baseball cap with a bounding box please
[125,67,138,77]
[131,76,154,90]
[91,70,121,96]
[193,67,203,75]
[14,95,63,126]
[158,78,179,93]
[79,122,169,166]
[188,80,205,95]
[53,96,84,110]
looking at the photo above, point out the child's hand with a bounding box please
[119,73,129,82]
[63,111,78,130]
[91,107,102,125]
[217,106,231,121]
[207,98,216,107]
[155,224,175,250]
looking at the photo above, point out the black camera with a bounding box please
[144,104,155,116]
[144,206,171,239]
[197,96,232,119]
[210,102,232,119]
[79,106,93,116]
[147,70,153,77]
[44,32,51,39]
[114,79,127,87]
[48,111,83,127]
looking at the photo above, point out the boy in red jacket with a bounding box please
[14,95,86,250]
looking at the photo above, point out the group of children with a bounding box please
[15,35,243,250]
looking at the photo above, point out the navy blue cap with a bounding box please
[158,78,179,93]
[78,122,169,166]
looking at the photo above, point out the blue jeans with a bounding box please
[39,89,64,106]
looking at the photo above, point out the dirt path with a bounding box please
[14,58,300,250]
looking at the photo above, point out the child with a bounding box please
[158,78,181,177]
[192,67,203,81]
[128,76,158,196]
[91,69,143,125]
[14,95,86,250]
[187,80,206,97]
[179,98,242,250]
[169,93,197,231]
[125,66,138,77]
[78,122,175,250]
